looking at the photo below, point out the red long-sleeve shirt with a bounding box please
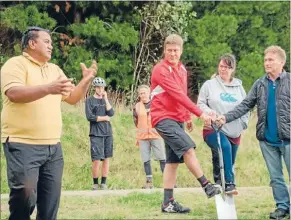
[150,59,203,127]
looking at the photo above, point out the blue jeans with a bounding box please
[205,132,239,183]
[259,141,290,211]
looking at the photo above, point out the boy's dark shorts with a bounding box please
[90,136,113,161]
[155,119,196,163]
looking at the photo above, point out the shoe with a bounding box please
[100,183,108,190]
[203,182,221,198]
[92,184,99,190]
[142,180,154,189]
[161,199,191,213]
[270,208,290,219]
[225,182,238,195]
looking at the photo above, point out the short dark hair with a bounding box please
[21,26,50,51]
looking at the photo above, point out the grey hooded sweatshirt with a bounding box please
[198,75,249,138]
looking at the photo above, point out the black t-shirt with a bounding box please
[85,96,114,136]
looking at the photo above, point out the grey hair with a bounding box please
[164,34,183,49]
[137,84,150,92]
[264,45,286,63]
[21,26,50,51]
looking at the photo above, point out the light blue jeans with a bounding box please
[259,141,290,211]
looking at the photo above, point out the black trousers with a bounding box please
[3,139,64,220]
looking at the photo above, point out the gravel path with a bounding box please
[1,186,270,199]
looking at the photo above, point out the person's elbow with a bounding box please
[107,112,114,117]
[64,96,80,105]
[86,116,96,122]
[6,90,22,103]
[107,109,114,117]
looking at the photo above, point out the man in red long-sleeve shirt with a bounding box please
[151,34,221,213]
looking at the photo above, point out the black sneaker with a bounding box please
[161,199,191,213]
[270,208,290,219]
[225,182,238,195]
[203,182,221,198]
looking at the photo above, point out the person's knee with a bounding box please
[10,187,37,207]
[184,147,195,156]
[144,160,151,164]
[166,163,179,170]
[92,160,101,167]
[270,176,285,185]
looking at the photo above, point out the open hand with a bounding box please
[80,60,98,80]
[47,76,74,96]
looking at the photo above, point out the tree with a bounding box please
[130,1,195,105]
[184,1,290,94]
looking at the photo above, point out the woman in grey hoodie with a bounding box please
[197,54,249,194]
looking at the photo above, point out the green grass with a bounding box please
[1,102,288,194]
[0,187,275,219]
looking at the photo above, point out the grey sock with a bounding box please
[164,188,174,204]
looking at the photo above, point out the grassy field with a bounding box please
[1,102,289,219]
[1,102,286,194]
[1,187,274,219]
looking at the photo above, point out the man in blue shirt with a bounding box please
[217,45,290,219]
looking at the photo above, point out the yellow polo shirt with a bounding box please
[1,52,68,144]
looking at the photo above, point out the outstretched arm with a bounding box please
[217,80,259,125]
[65,60,97,105]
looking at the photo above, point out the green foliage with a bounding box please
[0,1,289,94]
[0,55,10,69]
[62,46,93,81]
[237,52,264,90]
[68,16,138,88]
[185,1,290,92]
[0,3,56,67]
[185,14,238,76]
[0,4,56,32]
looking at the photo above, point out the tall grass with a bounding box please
[1,100,287,194]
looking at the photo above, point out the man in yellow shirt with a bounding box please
[1,26,97,220]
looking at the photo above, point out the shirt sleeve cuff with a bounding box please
[2,82,24,94]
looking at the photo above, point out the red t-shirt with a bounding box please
[150,59,202,127]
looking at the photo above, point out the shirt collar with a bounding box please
[22,52,48,67]
[163,59,183,70]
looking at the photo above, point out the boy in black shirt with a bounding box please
[85,77,114,190]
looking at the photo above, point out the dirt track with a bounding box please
[1,186,270,199]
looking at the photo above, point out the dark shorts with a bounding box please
[155,119,196,163]
[90,136,113,161]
